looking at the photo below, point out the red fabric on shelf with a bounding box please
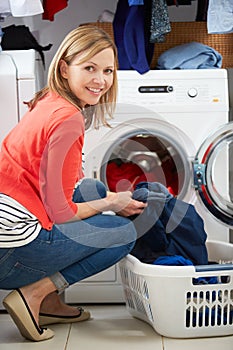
[42,0,68,21]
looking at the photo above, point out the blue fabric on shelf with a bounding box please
[157,41,222,69]
[113,0,154,74]
[0,26,3,52]
[128,0,144,5]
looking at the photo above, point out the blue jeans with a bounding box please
[0,179,136,292]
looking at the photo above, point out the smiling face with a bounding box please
[60,48,115,108]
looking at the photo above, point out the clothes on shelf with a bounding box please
[113,0,154,74]
[1,25,52,67]
[42,0,68,21]
[0,26,3,51]
[207,0,233,34]
[0,0,43,20]
[0,0,67,22]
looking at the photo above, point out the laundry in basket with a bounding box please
[130,181,208,265]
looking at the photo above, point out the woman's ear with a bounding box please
[60,59,68,79]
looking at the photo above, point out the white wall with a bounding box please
[168,2,197,21]
[1,0,197,78]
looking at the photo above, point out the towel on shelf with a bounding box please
[157,41,222,69]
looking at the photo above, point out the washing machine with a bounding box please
[66,68,232,304]
[0,49,44,145]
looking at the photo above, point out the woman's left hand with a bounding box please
[106,191,147,217]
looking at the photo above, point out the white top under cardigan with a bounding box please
[0,193,41,248]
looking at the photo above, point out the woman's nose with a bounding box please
[93,72,105,85]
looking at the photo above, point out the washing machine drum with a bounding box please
[105,134,180,196]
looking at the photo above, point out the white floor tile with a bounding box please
[67,305,163,350]
[0,313,70,350]
[163,334,233,350]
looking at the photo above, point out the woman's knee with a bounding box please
[73,178,107,202]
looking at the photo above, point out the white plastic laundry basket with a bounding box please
[119,240,233,338]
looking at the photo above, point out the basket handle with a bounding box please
[195,264,233,272]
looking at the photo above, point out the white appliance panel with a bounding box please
[0,54,18,144]
[0,50,43,145]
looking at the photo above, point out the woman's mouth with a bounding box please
[87,87,103,95]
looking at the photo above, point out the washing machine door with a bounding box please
[84,106,197,202]
[193,122,233,226]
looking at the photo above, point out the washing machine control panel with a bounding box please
[117,70,229,113]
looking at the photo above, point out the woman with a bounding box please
[0,25,146,342]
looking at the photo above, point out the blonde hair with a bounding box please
[27,25,118,129]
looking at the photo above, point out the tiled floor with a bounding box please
[1,304,233,349]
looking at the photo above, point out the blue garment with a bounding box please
[0,179,136,291]
[128,0,144,5]
[207,0,233,34]
[113,0,154,74]
[157,41,222,69]
[153,255,193,266]
[187,307,233,327]
[130,182,208,265]
[153,255,218,285]
[0,26,3,52]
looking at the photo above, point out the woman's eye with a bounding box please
[85,66,94,72]
[105,68,113,74]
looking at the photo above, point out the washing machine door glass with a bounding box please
[193,122,233,226]
[97,117,196,201]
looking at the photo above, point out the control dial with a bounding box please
[188,88,198,98]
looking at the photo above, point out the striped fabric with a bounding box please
[0,194,41,248]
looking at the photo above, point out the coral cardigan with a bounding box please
[0,92,85,230]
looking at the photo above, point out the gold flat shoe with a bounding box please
[39,307,91,326]
[3,289,54,342]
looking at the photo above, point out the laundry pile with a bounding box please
[129,181,208,265]
[112,0,231,73]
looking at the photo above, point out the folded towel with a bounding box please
[157,41,222,69]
